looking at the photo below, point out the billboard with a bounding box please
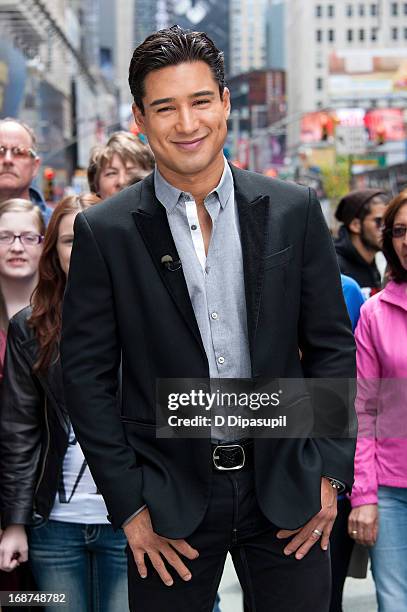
[364,108,405,142]
[300,108,405,144]
[328,50,407,102]
[300,111,335,143]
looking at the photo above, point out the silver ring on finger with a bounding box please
[312,528,323,537]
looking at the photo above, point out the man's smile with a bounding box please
[171,136,208,151]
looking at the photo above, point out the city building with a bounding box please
[174,0,230,75]
[286,0,407,149]
[0,0,117,190]
[266,0,286,70]
[228,68,286,170]
[98,0,134,111]
[229,0,269,77]
[134,0,174,47]
[98,0,174,118]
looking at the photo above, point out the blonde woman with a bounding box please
[87,131,154,199]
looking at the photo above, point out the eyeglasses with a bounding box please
[0,232,43,246]
[388,225,407,239]
[0,145,37,159]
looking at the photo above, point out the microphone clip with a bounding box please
[161,254,182,272]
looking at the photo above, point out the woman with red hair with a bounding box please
[0,194,129,612]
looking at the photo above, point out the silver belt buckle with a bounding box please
[212,444,245,471]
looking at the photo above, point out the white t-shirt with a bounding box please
[49,426,109,524]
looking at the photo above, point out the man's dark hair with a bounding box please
[335,189,388,228]
[382,190,407,283]
[129,25,225,113]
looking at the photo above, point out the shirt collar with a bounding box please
[380,280,407,312]
[154,157,233,213]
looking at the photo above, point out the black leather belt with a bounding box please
[211,439,253,471]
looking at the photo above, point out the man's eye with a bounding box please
[157,106,173,113]
[194,99,210,106]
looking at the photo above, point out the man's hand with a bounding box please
[348,504,378,547]
[276,477,337,559]
[124,508,199,586]
[0,525,28,572]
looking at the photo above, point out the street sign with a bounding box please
[335,125,368,155]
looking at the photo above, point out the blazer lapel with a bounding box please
[231,165,270,354]
[132,176,205,355]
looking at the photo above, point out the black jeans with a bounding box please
[127,466,331,612]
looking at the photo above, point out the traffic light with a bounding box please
[43,167,55,202]
[321,117,329,142]
[376,125,386,146]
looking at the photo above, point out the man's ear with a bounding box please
[222,87,231,120]
[132,103,146,134]
[348,218,361,235]
[31,156,41,179]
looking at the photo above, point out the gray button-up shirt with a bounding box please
[154,161,252,441]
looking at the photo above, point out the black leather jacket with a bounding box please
[0,307,70,529]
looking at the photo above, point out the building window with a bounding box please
[359,28,365,41]
[347,29,353,42]
[359,3,365,16]
[404,3,407,15]
[316,29,323,42]
[328,5,335,17]
[371,27,378,41]
[404,27,407,39]
[328,29,335,42]
[391,2,398,16]
[392,27,398,39]
[346,4,353,17]
[370,3,377,16]
[315,5,322,17]
[316,77,323,91]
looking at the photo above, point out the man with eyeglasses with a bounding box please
[0,118,53,224]
[334,189,388,299]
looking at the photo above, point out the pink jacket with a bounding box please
[351,281,407,507]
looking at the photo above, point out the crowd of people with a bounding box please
[0,118,154,612]
[0,29,406,612]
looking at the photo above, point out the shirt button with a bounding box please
[191,224,197,230]
[211,312,218,320]
[218,356,225,365]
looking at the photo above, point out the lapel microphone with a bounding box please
[161,254,182,272]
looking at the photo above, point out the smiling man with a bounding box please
[61,26,356,612]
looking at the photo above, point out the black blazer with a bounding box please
[61,166,356,535]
